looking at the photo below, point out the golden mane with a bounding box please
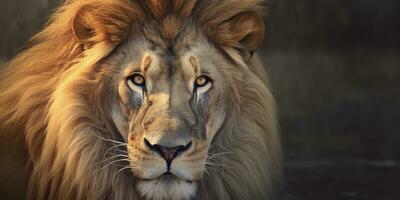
[0,0,282,199]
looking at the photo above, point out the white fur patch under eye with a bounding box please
[127,79,144,98]
[195,81,211,103]
[196,81,212,95]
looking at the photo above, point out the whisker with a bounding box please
[99,154,130,165]
[104,143,128,156]
[94,134,127,145]
[96,159,131,172]
[204,163,225,175]
[206,162,230,169]
[112,166,132,183]
[205,157,232,171]
[207,151,234,159]
[104,150,129,160]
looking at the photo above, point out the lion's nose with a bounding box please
[144,138,192,166]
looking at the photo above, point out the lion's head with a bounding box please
[0,0,282,199]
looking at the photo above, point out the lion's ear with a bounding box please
[215,12,265,59]
[72,2,142,49]
[72,6,97,48]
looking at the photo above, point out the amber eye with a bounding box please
[129,74,145,86]
[127,74,146,93]
[195,76,211,87]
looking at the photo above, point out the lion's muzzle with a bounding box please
[143,138,192,170]
[127,95,207,182]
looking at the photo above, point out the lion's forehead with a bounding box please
[121,42,212,93]
[123,37,220,79]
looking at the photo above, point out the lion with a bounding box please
[0,0,282,199]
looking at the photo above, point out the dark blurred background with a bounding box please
[1,0,399,199]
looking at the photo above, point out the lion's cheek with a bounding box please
[111,106,129,141]
[205,109,226,143]
[129,156,166,179]
[170,159,206,180]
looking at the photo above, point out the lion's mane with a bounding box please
[0,0,282,199]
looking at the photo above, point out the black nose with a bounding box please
[144,138,192,166]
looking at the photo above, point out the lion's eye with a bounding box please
[194,75,212,94]
[127,74,146,94]
[130,74,145,86]
[195,76,212,88]
[195,76,208,87]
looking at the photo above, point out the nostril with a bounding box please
[143,138,152,149]
[144,138,164,155]
[175,141,192,156]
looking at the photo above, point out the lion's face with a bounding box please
[0,0,281,199]
[107,36,227,199]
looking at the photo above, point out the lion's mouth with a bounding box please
[141,172,194,184]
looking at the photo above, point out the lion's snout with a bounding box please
[128,126,207,181]
[143,138,193,166]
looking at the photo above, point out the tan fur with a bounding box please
[0,0,282,199]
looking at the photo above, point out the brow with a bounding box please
[189,56,198,74]
[142,56,152,72]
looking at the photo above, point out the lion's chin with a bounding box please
[136,174,197,200]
